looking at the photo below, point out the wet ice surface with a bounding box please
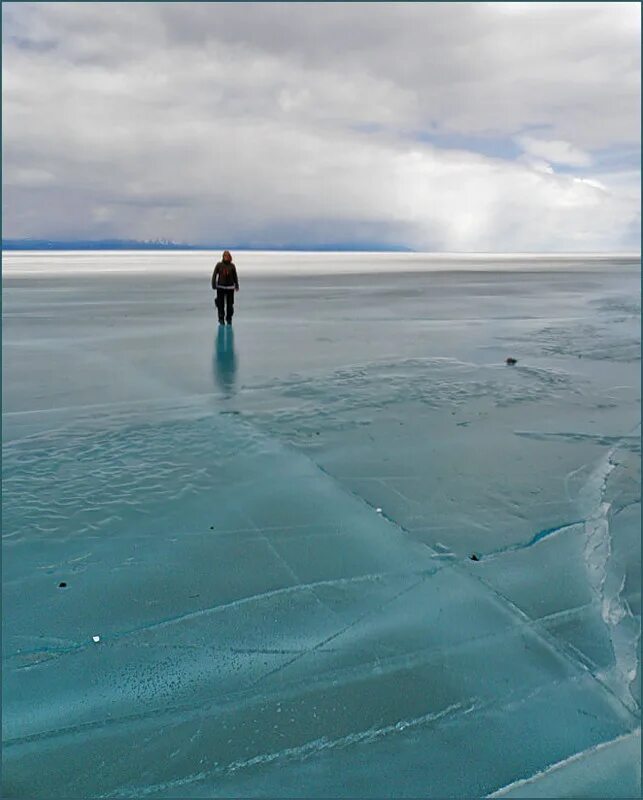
[2,252,641,798]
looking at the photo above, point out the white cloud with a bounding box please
[3,166,56,188]
[573,177,607,192]
[517,137,592,167]
[2,1,640,250]
[518,157,555,175]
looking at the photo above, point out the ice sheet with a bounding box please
[2,252,640,798]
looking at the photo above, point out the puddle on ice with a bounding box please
[2,252,641,798]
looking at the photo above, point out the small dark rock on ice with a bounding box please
[505,357,518,366]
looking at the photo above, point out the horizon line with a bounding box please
[2,241,640,258]
[3,251,641,257]
[0,237,641,258]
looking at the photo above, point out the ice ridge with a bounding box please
[580,435,641,713]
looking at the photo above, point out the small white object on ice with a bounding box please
[376,507,383,513]
[92,635,100,643]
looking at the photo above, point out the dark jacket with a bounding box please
[212,261,239,290]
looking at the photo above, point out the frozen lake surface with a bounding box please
[2,251,641,797]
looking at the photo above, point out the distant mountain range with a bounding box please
[2,239,415,252]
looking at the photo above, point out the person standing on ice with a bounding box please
[211,250,240,325]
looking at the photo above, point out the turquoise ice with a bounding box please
[2,252,640,797]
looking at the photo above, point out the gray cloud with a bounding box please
[2,2,640,250]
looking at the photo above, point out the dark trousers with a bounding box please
[215,289,235,322]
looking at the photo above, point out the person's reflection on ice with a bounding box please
[212,325,237,397]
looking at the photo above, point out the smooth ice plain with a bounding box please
[2,251,641,798]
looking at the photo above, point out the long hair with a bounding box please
[222,250,232,262]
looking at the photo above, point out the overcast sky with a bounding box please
[2,2,640,251]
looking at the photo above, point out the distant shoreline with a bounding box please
[1,240,415,253]
[2,248,640,258]
[3,241,640,258]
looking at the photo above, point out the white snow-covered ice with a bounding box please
[2,251,640,798]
